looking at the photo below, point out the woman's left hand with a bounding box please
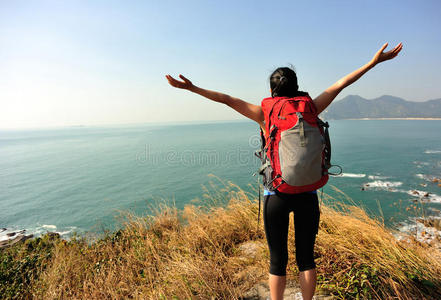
[370,42,403,66]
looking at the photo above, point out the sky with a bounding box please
[1,0,440,129]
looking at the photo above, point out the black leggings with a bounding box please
[263,191,320,275]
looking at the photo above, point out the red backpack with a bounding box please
[255,94,333,193]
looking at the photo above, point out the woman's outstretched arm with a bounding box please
[165,74,264,127]
[313,42,403,115]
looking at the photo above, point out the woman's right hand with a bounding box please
[165,73,264,127]
[165,74,194,90]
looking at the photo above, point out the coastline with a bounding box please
[2,188,440,299]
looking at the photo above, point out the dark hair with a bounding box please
[269,67,309,98]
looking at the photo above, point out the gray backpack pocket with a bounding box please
[278,118,325,186]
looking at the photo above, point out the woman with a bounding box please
[166,42,402,300]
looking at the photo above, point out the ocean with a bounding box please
[1,120,441,241]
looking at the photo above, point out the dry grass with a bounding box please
[315,186,441,299]
[32,179,267,299]
[27,177,441,299]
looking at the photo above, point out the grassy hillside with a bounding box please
[1,179,441,299]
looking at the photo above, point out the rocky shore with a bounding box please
[0,228,59,249]
[415,217,441,250]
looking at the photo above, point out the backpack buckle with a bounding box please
[269,125,277,139]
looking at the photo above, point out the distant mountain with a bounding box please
[320,95,441,119]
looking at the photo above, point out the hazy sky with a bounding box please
[1,0,440,129]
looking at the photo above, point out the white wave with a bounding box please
[415,173,439,182]
[363,181,403,189]
[406,190,441,203]
[339,173,366,178]
[33,225,78,238]
[0,230,14,242]
[415,174,432,181]
[0,225,79,243]
[413,161,430,166]
[425,150,441,154]
[57,229,75,236]
[362,181,404,193]
[42,224,57,229]
[0,228,27,242]
[368,175,389,180]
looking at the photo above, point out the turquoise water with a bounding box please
[1,120,440,238]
